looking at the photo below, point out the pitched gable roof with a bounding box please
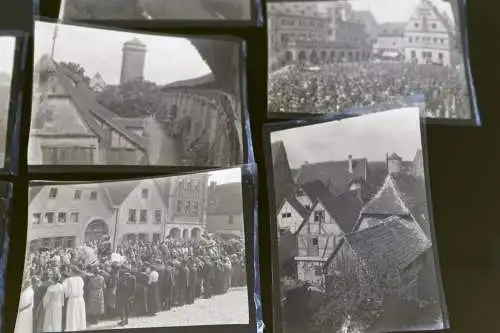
[37,55,147,152]
[300,180,333,203]
[388,153,402,161]
[345,215,431,272]
[100,180,140,206]
[362,176,410,216]
[271,141,286,166]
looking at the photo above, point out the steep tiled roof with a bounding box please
[323,191,364,234]
[345,216,431,272]
[297,159,368,198]
[162,73,215,89]
[271,141,285,166]
[208,182,243,215]
[388,153,403,161]
[300,180,333,203]
[362,176,410,216]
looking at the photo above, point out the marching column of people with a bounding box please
[16,235,247,332]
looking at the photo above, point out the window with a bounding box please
[281,212,292,219]
[431,23,437,29]
[411,50,417,58]
[314,210,325,223]
[45,212,55,224]
[139,209,148,223]
[63,237,75,248]
[128,209,137,223]
[305,205,311,210]
[185,201,191,215]
[440,38,445,43]
[312,238,319,246]
[74,190,82,200]
[90,191,98,200]
[141,188,149,199]
[154,210,162,224]
[193,180,200,191]
[48,188,58,198]
[54,238,62,248]
[433,37,438,43]
[58,212,67,223]
[176,201,183,215]
[70,212,79,223]
[41,146,95,164]
[314,266,323,276]
[32,213,41,224]
[228,216,234,225]
[414,23,419,28]
[192,202,199,215]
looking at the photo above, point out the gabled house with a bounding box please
[206,182,244,237]
[277,195,309,235]
[294,183,363,287]
[29,54,149,166]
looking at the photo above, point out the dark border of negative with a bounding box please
[261,110,450,333]
[27,17,254,174]
[264,0,481,127]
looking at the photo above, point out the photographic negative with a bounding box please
[268,108,447,333]
[268,0,474,121]
[15,168,250,332]
[30,20,245,168]
[0,36,16,168]
[60,0,253,21]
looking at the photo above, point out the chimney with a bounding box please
[348,155,353,173]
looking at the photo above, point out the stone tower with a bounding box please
[120,38,147,85]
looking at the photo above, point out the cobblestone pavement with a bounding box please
[90,287,249,330]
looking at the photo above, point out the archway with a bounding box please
[285,51,293,63]
[169,228,181,239]
[84,219,108,243]
[347,52,353,62]
[320,50,327,63]
[298,50,306,62]
[339,51,345,62]
[330,50,335,62]
[355,52,360,62]
[191,228,201,239]
[310,51,318,65]
[183,229,189,240]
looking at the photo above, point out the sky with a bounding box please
[0,36,16,75]
[271,107,422,169]
[34,20,212,86]
[209,167,242,185]
[348,0,454,24]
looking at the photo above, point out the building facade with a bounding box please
[28,174,211,252]
[403,0,458,66]
[206,182,245,237]
[374,22,407,56]
[268,1,373,71]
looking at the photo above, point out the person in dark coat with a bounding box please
[194,260,202,299]
[202,258,214,299]
[33,273,51,333]
[177,261,189,306]
[147,266,160,316]
[116,266,136,326]
[134,267,149,316]
[163,262,176,310]
[187,260,196,304]
[86,267,105,325]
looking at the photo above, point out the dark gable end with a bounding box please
[271,140,295,207]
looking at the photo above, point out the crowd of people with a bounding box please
[268,62,470,119]
[15,234,247,332]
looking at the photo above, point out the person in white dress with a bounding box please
[62,268,86,331]
[14,279,34,333]
[43,273,64,332]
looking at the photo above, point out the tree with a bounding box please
[58,62,91,85]
[96,79,163,118]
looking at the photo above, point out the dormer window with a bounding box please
[314,210,325,223]
[141,188,149,199]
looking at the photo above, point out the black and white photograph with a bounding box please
[268,107,447,333]
[0,36,16,168]
[59,0,253,21]
[14,167,250,332]
[29,20,244,168]
[267,0,475,122]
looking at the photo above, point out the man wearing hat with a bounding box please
[116,265,136,326]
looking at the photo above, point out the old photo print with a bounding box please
[269,108,447,333]
[15,168,250,332]
[30,20,244,168]
[268,0,474,121]
[0,36,16,168]
[60,0,253,21]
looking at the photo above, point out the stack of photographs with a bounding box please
[264,107,449,333]
[9,0,261,331]
[267,0,480,125]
